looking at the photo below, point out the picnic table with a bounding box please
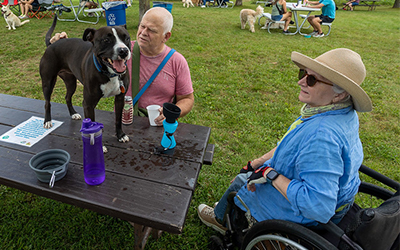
[343,0,380,10]
[0,94,213,250]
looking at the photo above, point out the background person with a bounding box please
[18,0,34,19]
[197,48,373,239]
[304,0,335,37]
[342,0,359,11]
[262,0,293,34]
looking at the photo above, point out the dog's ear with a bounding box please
[117,24,127,30]
[83,28,96,42]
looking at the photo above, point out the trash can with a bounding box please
[102,1,127,27]
[153,1,173,13]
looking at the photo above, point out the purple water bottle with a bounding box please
[80,118,105,185]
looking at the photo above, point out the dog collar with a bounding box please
[93,54,127,93]
[92,54,126,79]
[5,13,11,18]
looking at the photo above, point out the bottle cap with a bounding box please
[80,118,104,134]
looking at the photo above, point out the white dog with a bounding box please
[1,5,29,30]
[182,0,195,8]
[240,5,264,33]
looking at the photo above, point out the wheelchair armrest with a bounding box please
[359,164,400,192]
[322,221,363,250]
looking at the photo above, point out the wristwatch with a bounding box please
[266,169,280,183]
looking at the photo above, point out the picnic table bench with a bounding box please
[343,0,380,10]
[0,94,214,249]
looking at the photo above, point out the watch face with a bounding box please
[267,170,279,181]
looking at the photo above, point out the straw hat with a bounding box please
[291,48,372,112]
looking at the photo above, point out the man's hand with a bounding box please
[240,161,255,174]
[50,32,68,44]
[247,166,269,192]
[153,106,165,126]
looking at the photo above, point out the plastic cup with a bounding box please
[146,105,161,126]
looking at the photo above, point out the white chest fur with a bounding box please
[100,77,122,98]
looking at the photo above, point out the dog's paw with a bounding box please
[43,121,53,129]
[118,135,129,143]
[71,113,82,120]
[102,146,108,153]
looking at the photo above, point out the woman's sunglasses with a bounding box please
[299,69,333,87]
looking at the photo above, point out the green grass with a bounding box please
[1,1,399,249]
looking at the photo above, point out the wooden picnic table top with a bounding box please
[0,94,211,235]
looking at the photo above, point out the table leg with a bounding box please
[129,222,163,250]
[298,11,312,35]
[75,0,100,24]
[57,0,100,24]
[291,10,300,35]
[56,0,78,22]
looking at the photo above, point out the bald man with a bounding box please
[128,7,194,125]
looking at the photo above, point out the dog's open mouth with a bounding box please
[103,58,127,74]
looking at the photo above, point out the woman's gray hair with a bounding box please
[332,84,346,94]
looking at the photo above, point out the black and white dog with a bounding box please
[40,16,131,142]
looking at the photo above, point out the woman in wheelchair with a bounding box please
[198,48,374,242]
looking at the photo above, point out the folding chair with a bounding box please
[0,0,20,15]
[28,0,54,19]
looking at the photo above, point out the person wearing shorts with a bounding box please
[304,0,335,38]
[343,0,360,11]
[262,0,293,34]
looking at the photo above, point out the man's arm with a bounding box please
[304,0,325,7]
[175,93,194,118]
[153,92,194,126]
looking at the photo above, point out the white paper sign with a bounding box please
[0,116,63,147]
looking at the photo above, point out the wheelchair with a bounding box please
[208,164,400,250]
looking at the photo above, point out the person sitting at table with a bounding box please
[49,7,194,126]
[197,48,372,241]
[304,0,335,38]
[342,0,359,11]
[18,0,34,19]
[262,0,293,34]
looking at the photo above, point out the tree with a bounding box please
[138,0,151,26]
[394,0,400,8]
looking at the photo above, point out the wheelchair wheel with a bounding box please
[208,235,226,250]
[241,219,337,250]
[357,182,394,208]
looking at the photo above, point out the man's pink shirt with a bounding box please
[126,41,193,109]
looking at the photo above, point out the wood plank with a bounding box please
[0,146,191,234]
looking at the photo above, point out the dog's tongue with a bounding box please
[113,60,126,73]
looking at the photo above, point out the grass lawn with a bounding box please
[0,0,399,249]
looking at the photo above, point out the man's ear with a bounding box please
[83,28,96,42]
[163,32,172,43]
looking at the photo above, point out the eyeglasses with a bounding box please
[299,69,333,87]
